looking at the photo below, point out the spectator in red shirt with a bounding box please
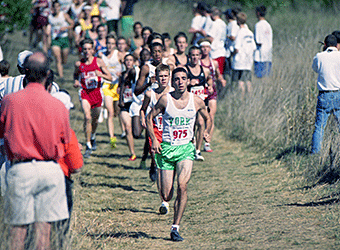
[0,51,72,250]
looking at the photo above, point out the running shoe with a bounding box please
[170,228,184,242]
[195,151,204,161]
[128,154,136,161]
[83,146,92,158]
[139,160,147,169]
[159,201,169,215]
[91,139,97,151]
[110,137,117,149]
[121,131,126,139]
[149,167,157,182]
[204,143,213,152]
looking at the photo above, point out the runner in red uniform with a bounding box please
[74,38,112,158]
[199,39,226,152]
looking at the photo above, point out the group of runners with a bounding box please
[0,0,273,243]
[70,28,216,241]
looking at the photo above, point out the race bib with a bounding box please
[170,126,189,146]
[154,115,163,131]
[123,87,133,103]
[83,71,99,89]
[191,85,206,100]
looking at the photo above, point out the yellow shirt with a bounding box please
[90,3,100,16]
[79,19,92,31]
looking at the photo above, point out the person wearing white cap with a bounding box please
[0,50,33,102]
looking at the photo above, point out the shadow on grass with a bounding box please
[279,198,340,207]
[275,145,309,160]
[87,231,164,240]
[119,207,156,214]
[79,180,157,194]
[79,180,136,191]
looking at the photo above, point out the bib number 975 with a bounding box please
[173,129,188,140]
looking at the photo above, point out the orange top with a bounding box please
[58,129,83,178]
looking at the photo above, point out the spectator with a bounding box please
[51,89,83,248]
[103,0,121,35]
[188,2,206,46]
[232,12,256,98]
[254,5,273,78]
[0,50,33,101]
[311,34,340,154]
[120,0,139,39]
[224,8,240,76]
[0,60,10,82]
[206,7,227,77]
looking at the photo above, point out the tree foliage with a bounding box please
[0,0,32,33]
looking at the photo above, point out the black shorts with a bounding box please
[120,102,132,112]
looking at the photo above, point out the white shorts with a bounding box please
[4,160,69,225]
[129,101,142,117]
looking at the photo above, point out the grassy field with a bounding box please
[2,0,340,249]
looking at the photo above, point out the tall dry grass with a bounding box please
[215,5,340,188]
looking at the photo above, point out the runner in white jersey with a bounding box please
[99,34,123,148]
[49,0,74,82]
[146,67,211,242]
[140,64,171,182]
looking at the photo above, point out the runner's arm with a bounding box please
[167,55,176,71]
[213,60,226,87]
[140,90,151,129]
[62,13,75,31]
[146,95,167,154]
[73,61,81,88]
[204,67,214,94]
[118,73,126,107]
[195,96,212,143]
[96,58,113,82]
[134,64,150,96]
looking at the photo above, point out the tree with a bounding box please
[0,0,32,34]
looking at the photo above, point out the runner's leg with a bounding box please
[173,159,193,226]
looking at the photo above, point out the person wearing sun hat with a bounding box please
[0,50,33,102]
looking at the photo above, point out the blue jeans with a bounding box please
[254,61,272,78]
[311,91,340,154]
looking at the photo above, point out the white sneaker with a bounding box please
[159,201,169,215]
[121,131,126,138]
[195,151,204,161]
[204,143,213,152]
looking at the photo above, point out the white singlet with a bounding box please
[102,50,122,85]
[162,93,196,146]
[49,12,69,40]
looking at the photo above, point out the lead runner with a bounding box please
[146,67,212,241]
